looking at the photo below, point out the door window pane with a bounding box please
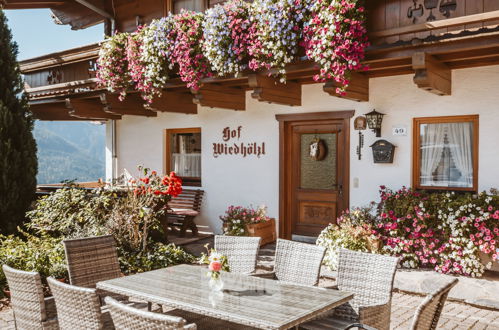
[300,133,336,190]
[419,122,473,188]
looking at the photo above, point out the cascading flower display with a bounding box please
[96,32,132,100]
[95,0,370,102]
[138,16,176,103]
[126,30,147,98]
[321,186,499,278]
[171,10,213,91]
[248,0,305,82]
[303,0,369,94]
[203,0,256,77]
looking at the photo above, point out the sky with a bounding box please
[4,9,103,60]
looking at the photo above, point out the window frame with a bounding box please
[164,127,202,187]
[412,115,479,192]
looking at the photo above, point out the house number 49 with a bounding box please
[392,126,407,136]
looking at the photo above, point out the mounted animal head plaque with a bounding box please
[309,138,327,161]
[370,140,396,163]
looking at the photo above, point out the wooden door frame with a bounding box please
[275,111,355,239]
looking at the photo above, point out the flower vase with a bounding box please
[209,275,224,292]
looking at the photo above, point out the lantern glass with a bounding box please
[365,109,385,137]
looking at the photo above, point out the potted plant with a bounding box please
[220,205,276,246]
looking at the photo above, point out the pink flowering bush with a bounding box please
[170,10,213,91]
[319,187,498,277]
[303,0,369,95]
[375,187,497,277]
[96,32,133,100]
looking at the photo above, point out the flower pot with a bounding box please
[245,218,276,246]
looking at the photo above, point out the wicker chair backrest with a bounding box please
[409,278,458,330]
[214,235,261,274]
[105,296,192,329]
[47,277,103,330]
[274,238,326,286]
[2,265,47,329]
[63,235,122,288]
[337,249,399,306]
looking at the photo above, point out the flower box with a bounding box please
[245,218,276,246]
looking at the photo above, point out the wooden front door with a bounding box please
[277,111,353,239]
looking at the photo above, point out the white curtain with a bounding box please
[171,153,201,177]
[420,124,446,186]
[447,122,473,187]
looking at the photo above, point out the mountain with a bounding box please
[33,121,105,184]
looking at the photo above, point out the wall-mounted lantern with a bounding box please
[365,109,385,137]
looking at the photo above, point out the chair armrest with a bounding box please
[44,296,57,320]
[358,301,391,330]
[322,284,339,290]
[344,323,377,330]
[250,272,276,280]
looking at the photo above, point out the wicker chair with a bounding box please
[47,277,114,330]
[254,238,325,286]
[62,235,122,289]
[344,278,459,330]
[214,235,261,274]
[104,297,196,329]
[302,249,399,330]
[2,265,59,330]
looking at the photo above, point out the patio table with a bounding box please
[96,264,353,329]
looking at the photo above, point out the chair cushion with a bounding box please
[169,208,199,216]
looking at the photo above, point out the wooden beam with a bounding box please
[100,93,157,117]
[370,10,499,39]
[66,98,122,120]
[248,74,301,106]
[192,84,245,111]
[323,72,369,102]
[412,52,451,96]
[147,91,197,114]
[30,102,99,121]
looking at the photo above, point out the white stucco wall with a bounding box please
[108,65,499,234]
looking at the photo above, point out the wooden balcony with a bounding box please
[18,0,499,120]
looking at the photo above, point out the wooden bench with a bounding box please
[160,189,204,238]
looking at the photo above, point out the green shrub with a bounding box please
[118,242,195,275]
[0,231,67,296]
[317,207,380,270]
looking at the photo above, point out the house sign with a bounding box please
[213,126,266,158]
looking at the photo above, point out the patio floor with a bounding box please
[1,236,498,329]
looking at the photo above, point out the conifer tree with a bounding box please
[0,9,38,234]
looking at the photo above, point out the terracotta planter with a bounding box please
[245,218,277,246]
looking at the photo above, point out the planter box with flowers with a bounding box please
[220,205,276,246]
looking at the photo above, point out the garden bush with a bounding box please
[317,187,499,277]
[1,170,194,296]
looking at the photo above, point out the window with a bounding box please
[413,115,478,191]
[165,128,201,186]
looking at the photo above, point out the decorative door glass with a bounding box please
[300,133,337,190]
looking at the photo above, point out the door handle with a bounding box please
[338,184,343,196]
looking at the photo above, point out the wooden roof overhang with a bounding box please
[19,7,499,120]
